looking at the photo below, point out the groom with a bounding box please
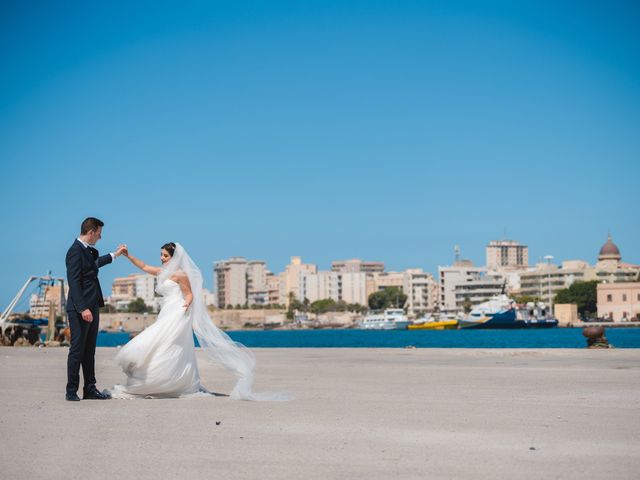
[65,217,126,401]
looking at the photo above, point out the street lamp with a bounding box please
[544,255,554,316]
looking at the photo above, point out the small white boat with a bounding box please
[358,308,410,330]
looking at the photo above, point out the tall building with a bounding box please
[403,269,439,314]
[280,256,317,305]
[247,261,268,294]
[338,272,367,305]
[214,257,268,307]
[453,274,505,310]
[486,239,528,271]
[300,271,339,304]
[135,275,158,308]
[267,273,282,306]
[299,271,367,305]
[438,261,486,311]
[331,259,384,274]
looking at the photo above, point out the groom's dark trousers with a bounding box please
[65,240,112,395]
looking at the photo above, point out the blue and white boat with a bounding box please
[457,295,518,329]
[458,295,558,329]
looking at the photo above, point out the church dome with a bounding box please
[598,234,621,261]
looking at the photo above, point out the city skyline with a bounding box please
[104,234,637,317]
[1,2,639,306]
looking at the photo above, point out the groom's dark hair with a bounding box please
[81,217,105,234]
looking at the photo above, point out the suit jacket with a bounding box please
[65,239,112,312]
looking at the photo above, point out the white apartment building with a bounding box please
[247,261,268,294]
[338,272,367,305]
[438,261,486,311]
[135,274,158,309]
[453,274,505,310]
[300,271,339,303]
[299,271,367,305]
[403,269,439,314]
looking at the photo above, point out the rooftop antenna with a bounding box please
[454,245,461,263]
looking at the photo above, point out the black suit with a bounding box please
[65,239,113,395]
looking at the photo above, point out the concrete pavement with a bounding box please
[1,347,639,479]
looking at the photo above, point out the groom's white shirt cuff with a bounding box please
[77,238,116,260]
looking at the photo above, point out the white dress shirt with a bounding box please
[77,238,116,261]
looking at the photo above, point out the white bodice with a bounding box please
[156,279,182,300]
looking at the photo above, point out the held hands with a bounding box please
[115,244,128,257]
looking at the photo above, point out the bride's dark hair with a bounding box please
[161,242,176,257]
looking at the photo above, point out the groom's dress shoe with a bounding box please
[83,388,110,400]
[65,393,81,402]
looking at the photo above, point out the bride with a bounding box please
[110,242,288,401]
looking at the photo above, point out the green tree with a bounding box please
[127,298,150,313]
[348,303,367,314]
[554,280,598,318]
[367,287,407,310]
[310,298,337,314]
[287,293,303,321]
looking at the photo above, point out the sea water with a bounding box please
[96,328,640,348]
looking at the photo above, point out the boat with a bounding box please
[458,295,558,329]
[516,302,559,328]
[457,294,518,329]
[358,309,410,330]
[408,319,458,330]
[409,312,458,330]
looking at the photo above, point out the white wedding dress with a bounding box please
[110,278,203,398]
[109,243,291,401]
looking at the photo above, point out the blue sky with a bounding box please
[1,1,639,305]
